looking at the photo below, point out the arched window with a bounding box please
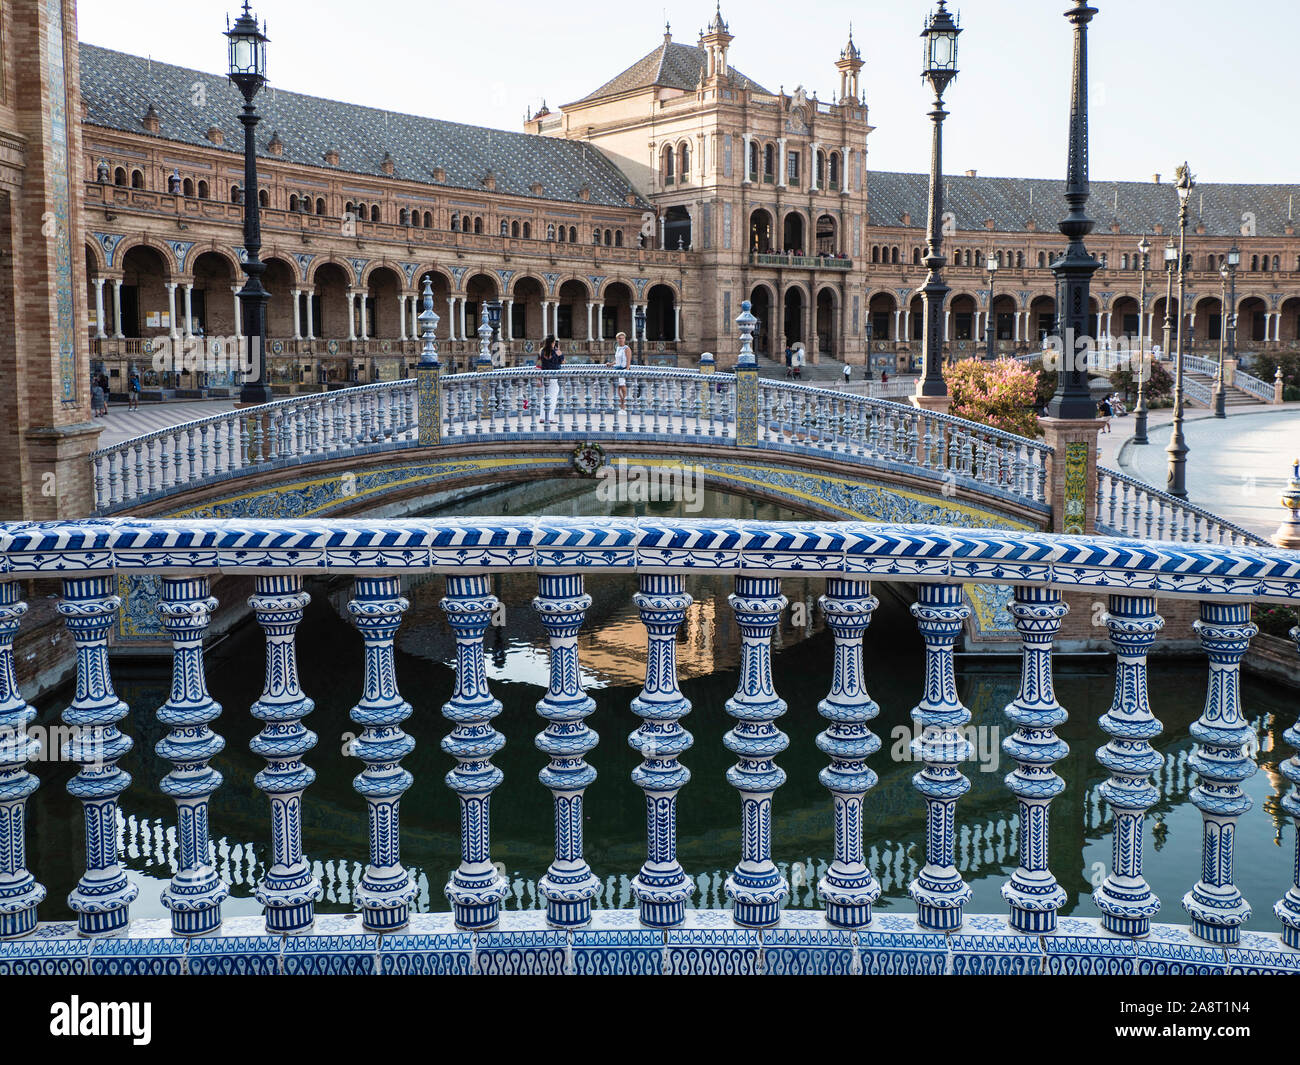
[615,231,623,247]
[113,167,127,186]
[913,247,921,265]
[511,220,520,238]
[569,226,577,243]
[423,211,432,228]
[316,198,326,215]
[662,145,675,185]
[259,189,269,208]
[451,213,460,232]
[829,151,841,189]
[1038,251,1047,268]
[547,224,556,241]
[231,185,242,203]
[501,220,509,236]
[289,194,300,212]
[371,204,381,222]
[678,143,690,183]
[399,207,409,225]
[474,217,483,234]
[891,247,900,264]
[592,228,601,245]
[816,150,826,188]
[1274,255,1281,271]
[1262,255,1271,273]
[198,180,209,200]
[605,229,612,245]
[749,140,760,182]
[871,246,880,264]
[182,178,195,197]
[763,144,775,181]
[131,170,144,188]
[523,222,531,239]
[1251,254,1259,271]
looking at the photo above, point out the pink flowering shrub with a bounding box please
[947,357,1043,438]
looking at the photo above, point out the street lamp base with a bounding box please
[1212,388,1226,419]
[1133,409,1148,445]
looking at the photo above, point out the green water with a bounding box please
[23,483,1300,928]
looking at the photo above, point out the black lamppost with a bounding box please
[1161,237,1177,361]
[226,2,272,406]
[915,0,961,405]
[1214,243,1240,418]
[484,299,502,366]
[634,305,647,365]
[985,255,998,360]
[1133,235,1151,443]
[1047,1,1101,420]
[1166,163,1194,499]
[1214,261,1229,418]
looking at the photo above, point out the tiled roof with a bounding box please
[867,170,1300,239]
[573,40,769,105]
[78,43,649,210]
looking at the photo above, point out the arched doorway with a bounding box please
[646,284,677,344]
[749,209,773,254]
[512,276,545,344]
[1240,296,1268,344]
[816,288,836,357]
[603,282,633,342]
[191,252,236,338]
[119,245,170,339]
[1030,295,1057,347]
[311,262,352,357]
[465,273,500,346]
[665,207,691,251]
[816,214,837,257]
[989,293,1017,355]
[557,279,591,344]
[366,266,403,341]
[783,212,805,255]
[783,286,805,348]
[749,285,774,356]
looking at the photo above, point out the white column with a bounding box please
[841,146,851,194]
[742,133,753,184]
[777,138,788,188]
[459,298,467,341]
[165,283,179,339]
[809,142,820,191]
[231,284,243,336]
[183,283,194,337]
[595,303,604,342]
[397,295,407,341]
[409,294,418,339]
[539,300,548,338]
[360,291,370,340]
[292,290,302,340]
[446,297,457,341]
[586,302,594,342]
[93,278,107,339]
[505,298,514,341]
[113,279,124,338]
[659,216,667,249]
[347,291,357,341]
[673,304,681,343]
[1275,312,1283,342]
[306,290,315,340]
[944,310,951,342]
[893,309,901,341]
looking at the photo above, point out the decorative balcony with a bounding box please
[750,253,853,271]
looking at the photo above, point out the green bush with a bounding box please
[1255,604,1300,639]
[1110,361,1173,405]
[1285,386,1300,402]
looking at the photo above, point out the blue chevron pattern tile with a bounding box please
[0,923,89,975]
[475,928,568,975]
[949,915,1043,975]
[762,927,856,975]
[572,929,664,975]
[1041,917,1137,975]
[857,913,948,975]
[1223,931,1300,975]
[282,915,379,975]
[88,919,188,975]
[186,917,284,975]
[1136,923,1228,975]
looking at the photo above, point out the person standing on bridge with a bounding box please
[612,331,630,411]
[538,335,564,427]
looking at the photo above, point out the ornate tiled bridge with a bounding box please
[0,516,1298,974]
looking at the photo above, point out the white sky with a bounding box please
[78,0,1296,184]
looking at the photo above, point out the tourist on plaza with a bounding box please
[881,369,889,384]
[842,363,851,388]
[1098,394,1113,432]
[538,335,564,426]
[90,374,107,417]
[784,344,794,377]
[127,366,140,410]
[612,331,630,410]
[791,343,805,380]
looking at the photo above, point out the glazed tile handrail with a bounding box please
[90,379,419,511]
[1,516,1299,972]
[89,370,1054,516]
[1095,465,1268,546]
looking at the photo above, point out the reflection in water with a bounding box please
[23,481,1300,928]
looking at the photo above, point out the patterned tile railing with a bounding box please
[0,516,1298,973]
[90,369,1053,516]
[1232,367,1277,403]
[1095,465,1268,546]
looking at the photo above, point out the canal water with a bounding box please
[23,481,1300,929]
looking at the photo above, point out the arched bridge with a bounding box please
[90,368,1265,546]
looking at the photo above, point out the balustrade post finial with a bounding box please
[417,277,444,447]
[1273,459,1300,549]
[347,577,418,932]
[417,276,440,369]
[816,579,882,929]
[1094,595,1165,937]
[59,577,139,936]
[907,582,974,931]
[723,576,790,928]
[629,574,695,928]
[533,575,601,928]
[441,575,508,930]
[734,301,759,446]
[249,575,323,935]
[1275,625,1300,947]
[1182,601,1257,945]
[1001,586,1069,933]
[156,577,229,936]
[0,583,45,939]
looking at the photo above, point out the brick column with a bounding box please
[1039,416,1105,535]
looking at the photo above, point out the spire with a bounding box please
[707,1,728,35]
[700,2,733,80]
[836,21,864,101]
[663,18,672,44]
[841,22,861,62]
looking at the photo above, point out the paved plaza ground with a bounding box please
[1102,404,1300,539]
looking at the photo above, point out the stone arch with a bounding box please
[366,264,405,339]
[783,210,805,254]
[748,283,776,355]
[749,208,774,254]
[118,238,180,279]
[816,214,837,257]
[511,275,546,341]
[557,278,593,342]
[309,256,357,287]
[119,244,173,338]
[815,286,838,357]
[191,250,239,338]
[602,281,634,340]
[783,284,806,348]
[84,238,107,277]
[646,283,677,343]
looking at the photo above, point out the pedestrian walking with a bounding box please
[784,344,794,378]
[791,344,804,380]
[612,331,630,411]
[842,363,851,389]
[881,370,889,384]
[1099,395,1113,433]
[128,366,141,410]
[538,335,563,426]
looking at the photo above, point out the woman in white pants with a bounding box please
[613,331,630,411]
[538,335,563,426]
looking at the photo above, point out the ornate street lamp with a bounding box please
[634,305,647,366]
[985,254,998,360]
[1166,162,1195,499]
[1133,236,1151,444]
[1046,1,1101,420]
[1214,261,1230,418]
[914,0,961,407]
[226,2,272,405]
[1216,243,1241,418]
[1161,238,1177,362]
